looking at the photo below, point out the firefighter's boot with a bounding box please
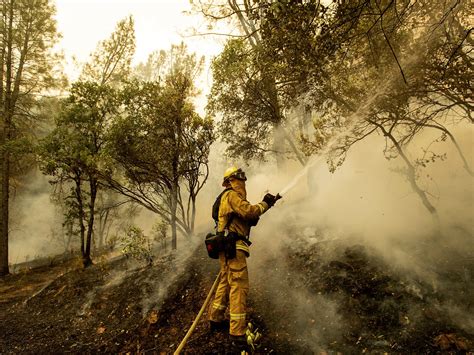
[209,319,230,333]
[230,334,249,353]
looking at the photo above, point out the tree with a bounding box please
[39,82,119,267]
[256,0,473,218]
[119,225,154,265]
[209,39,288,162]
[38,16,136,267]
[80,15,136,253]
[198,0,473,218]
[81,16,135,86]
[133,49,167,82]
[108,78,214,249]
[0,0,61,276]
[194,0,308,167]
[106,44,213,249]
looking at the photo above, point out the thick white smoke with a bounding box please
[10,171,64,265]
[236,122,474,343]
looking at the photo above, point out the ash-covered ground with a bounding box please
[0,233,472,354]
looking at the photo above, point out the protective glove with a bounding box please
[262,193,277,208]
[248,217,260,227]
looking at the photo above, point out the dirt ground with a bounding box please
[0,236,473,354]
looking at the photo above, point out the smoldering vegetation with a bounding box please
[0,244,205,353]
[244,125,473,352]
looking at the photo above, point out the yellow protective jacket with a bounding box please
[217,180,269,256]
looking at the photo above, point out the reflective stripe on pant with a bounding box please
[208,250,249,336]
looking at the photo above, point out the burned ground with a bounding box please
[252,236,473,353]
[0,236,472,354]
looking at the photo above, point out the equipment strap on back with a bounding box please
[212,188,232,228]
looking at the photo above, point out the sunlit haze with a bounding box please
[54,0,224,91]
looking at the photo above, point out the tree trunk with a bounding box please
[74,174,86,259]
[170,91,183,249]
[0,1,14,277]
[84,178,97,267]
[266,75,307,169]
[272,123,285,170]
[65,221,73,253]
[263,72,285,169]
[190,195,196,236]
[0,148,10,276]
[98,209,110,250]
[371,121,439,221]
[0,1,5,106]
[170,178,178,250]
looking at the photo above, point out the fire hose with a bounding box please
[173,273,220,355]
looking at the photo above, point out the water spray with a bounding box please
[278,156,325,197]
[275,69,399,199]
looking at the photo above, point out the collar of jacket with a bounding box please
[229,179,247,199]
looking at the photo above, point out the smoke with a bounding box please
[77,243,198,322]
[248,123,473,255]
[227,122,474,348]
[79,267,129,316]
[191,141,235,234]
[10,170,64,264]
[139,244,197,317]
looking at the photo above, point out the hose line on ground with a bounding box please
[173,273,220,355]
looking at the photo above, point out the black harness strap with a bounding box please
[224,212,235,231]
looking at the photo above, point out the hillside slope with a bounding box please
[1,237,472,354]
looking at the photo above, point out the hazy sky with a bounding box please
[54,0,225,83]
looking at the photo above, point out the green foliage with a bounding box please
[134,42,205,88]
[107,44,214,240]
[255,0,472,160]
[203,2,313,165]
[39,40,213,254]
[197,0,472,216]
[38,81,120,264]
[209,39,275,161]
[0,0,64,178]
[81,16,136,86]
[119,225,153,265]
[202,0,471,168]
[38,82,118,182]
[0,0,64,94]
[152,219,168,243]
[108,78,214,233]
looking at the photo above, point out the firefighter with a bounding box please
[208,166,278,349]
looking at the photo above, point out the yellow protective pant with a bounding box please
[208,250,249,336]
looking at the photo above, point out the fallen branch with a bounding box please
[23,273,64,306]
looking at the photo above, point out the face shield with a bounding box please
[232,168,247,181]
